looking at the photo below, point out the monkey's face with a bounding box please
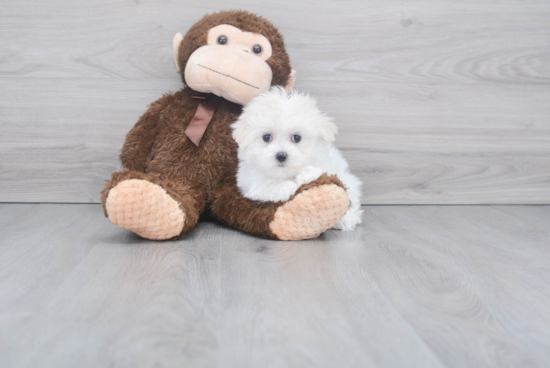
[184,24,274,105]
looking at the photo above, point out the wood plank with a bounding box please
[1,1,549,84]
[1,78,548,203]
[1,204,550,367]
[360,205,550,367]
[0,203,222,368]
[0,78,181,203]
[309,81,550,204]
[1,0,549,204]
[216,223,444,367]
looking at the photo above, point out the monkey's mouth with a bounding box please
[198,64,259,90]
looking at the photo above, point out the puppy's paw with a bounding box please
[332,208,363,231]
[279,180,299,200]
[295,166,324,187]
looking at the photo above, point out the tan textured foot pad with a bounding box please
[269,184,349,241]
[105,179,185,240]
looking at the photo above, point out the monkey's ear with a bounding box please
[320,116,338,142]
[284,70,297,92]
[173,33,183,71]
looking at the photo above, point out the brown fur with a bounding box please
[101,11,347,240]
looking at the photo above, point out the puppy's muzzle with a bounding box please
[276,152,287,163]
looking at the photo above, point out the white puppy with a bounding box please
[231,87,363,231]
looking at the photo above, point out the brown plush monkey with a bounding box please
[101,10,349,240]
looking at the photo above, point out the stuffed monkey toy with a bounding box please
[101,10,350,240]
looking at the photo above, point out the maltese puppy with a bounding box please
[231,87,363,231]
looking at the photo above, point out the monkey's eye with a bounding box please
[291,135,301,143]
[217,36,227,45]
[252,45,262,55]
[263,134,272,143]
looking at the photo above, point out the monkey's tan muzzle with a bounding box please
[184,45,273,105]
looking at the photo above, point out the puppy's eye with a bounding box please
[263,134,272,142]
[217,36,227,45]
[291,135,301,143]
[252,44,262,55]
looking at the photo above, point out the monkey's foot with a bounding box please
[105,179,185,240]
[269,184,349,241]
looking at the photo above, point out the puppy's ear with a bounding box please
[320,116,338,142]
[231,120,251,148]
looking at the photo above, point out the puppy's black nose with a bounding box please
[276,152,287,163]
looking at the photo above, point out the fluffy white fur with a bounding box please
[231,87,363,231]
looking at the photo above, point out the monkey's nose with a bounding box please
[276,152,287,163]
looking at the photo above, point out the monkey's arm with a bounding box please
[210,173,349,240]
[119,100,164,172]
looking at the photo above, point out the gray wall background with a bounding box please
[1,0,549,204]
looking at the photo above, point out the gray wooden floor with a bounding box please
[1,204,549,367]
